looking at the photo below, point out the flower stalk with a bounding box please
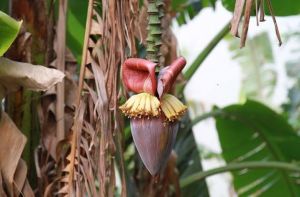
[146,0,164,64]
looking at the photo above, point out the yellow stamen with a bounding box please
[161,94,187,121]
[120,93,160,118]
[145,93,152,115]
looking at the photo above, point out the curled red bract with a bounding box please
[122,58,157,95]
[157,57,186,98]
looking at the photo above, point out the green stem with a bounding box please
[181,109,223,133]
[180,161,300,188]
[184,21,230,79]
[178,21,230,94]
[191,109,223,127]
[146,0,163,64]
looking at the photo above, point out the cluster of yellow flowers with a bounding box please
[161,94,187,122]
[120,93,161,118]
[120,92,187,122]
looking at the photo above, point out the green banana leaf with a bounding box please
[67,0,88,63]
[221,0,300,16]
[0,11,22,56]
[216,100,300,196]
[172,0,217,25]
[0,1,8,13]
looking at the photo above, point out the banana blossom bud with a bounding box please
[120,57,187,175]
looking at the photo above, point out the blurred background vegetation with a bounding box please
[0,0,300,196]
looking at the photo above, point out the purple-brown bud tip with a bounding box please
[131,117,178,175]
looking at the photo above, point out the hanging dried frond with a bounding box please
[44,101,99,196]
[47,0,140,196]
[230,0,282,47]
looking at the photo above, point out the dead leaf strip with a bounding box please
[56,0,68,142]
[230,0,282,47]
[231,0,245,37]
[240,0,253,48]
[265,0,282,46]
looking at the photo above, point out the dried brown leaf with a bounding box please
[0,57,64,98]
[230,0,282,47]
[265,0,282,46]
[259,0,265,22]
[91,19,103,35]
[240,0,253,48]
[55,0,68,142]
[0,112,33,196]
[0,172,7,197]
[13,159,28,196]
[21,179,35,197]
[230,0,245,37]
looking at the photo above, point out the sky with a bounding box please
[173,2,300,196]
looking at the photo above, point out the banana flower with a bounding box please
[120,57,187,175]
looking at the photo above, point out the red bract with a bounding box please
[122,58,157,95]
[157,57,186,98]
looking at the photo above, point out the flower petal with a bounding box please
[157,57,186,98]
[122,58,157,95]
